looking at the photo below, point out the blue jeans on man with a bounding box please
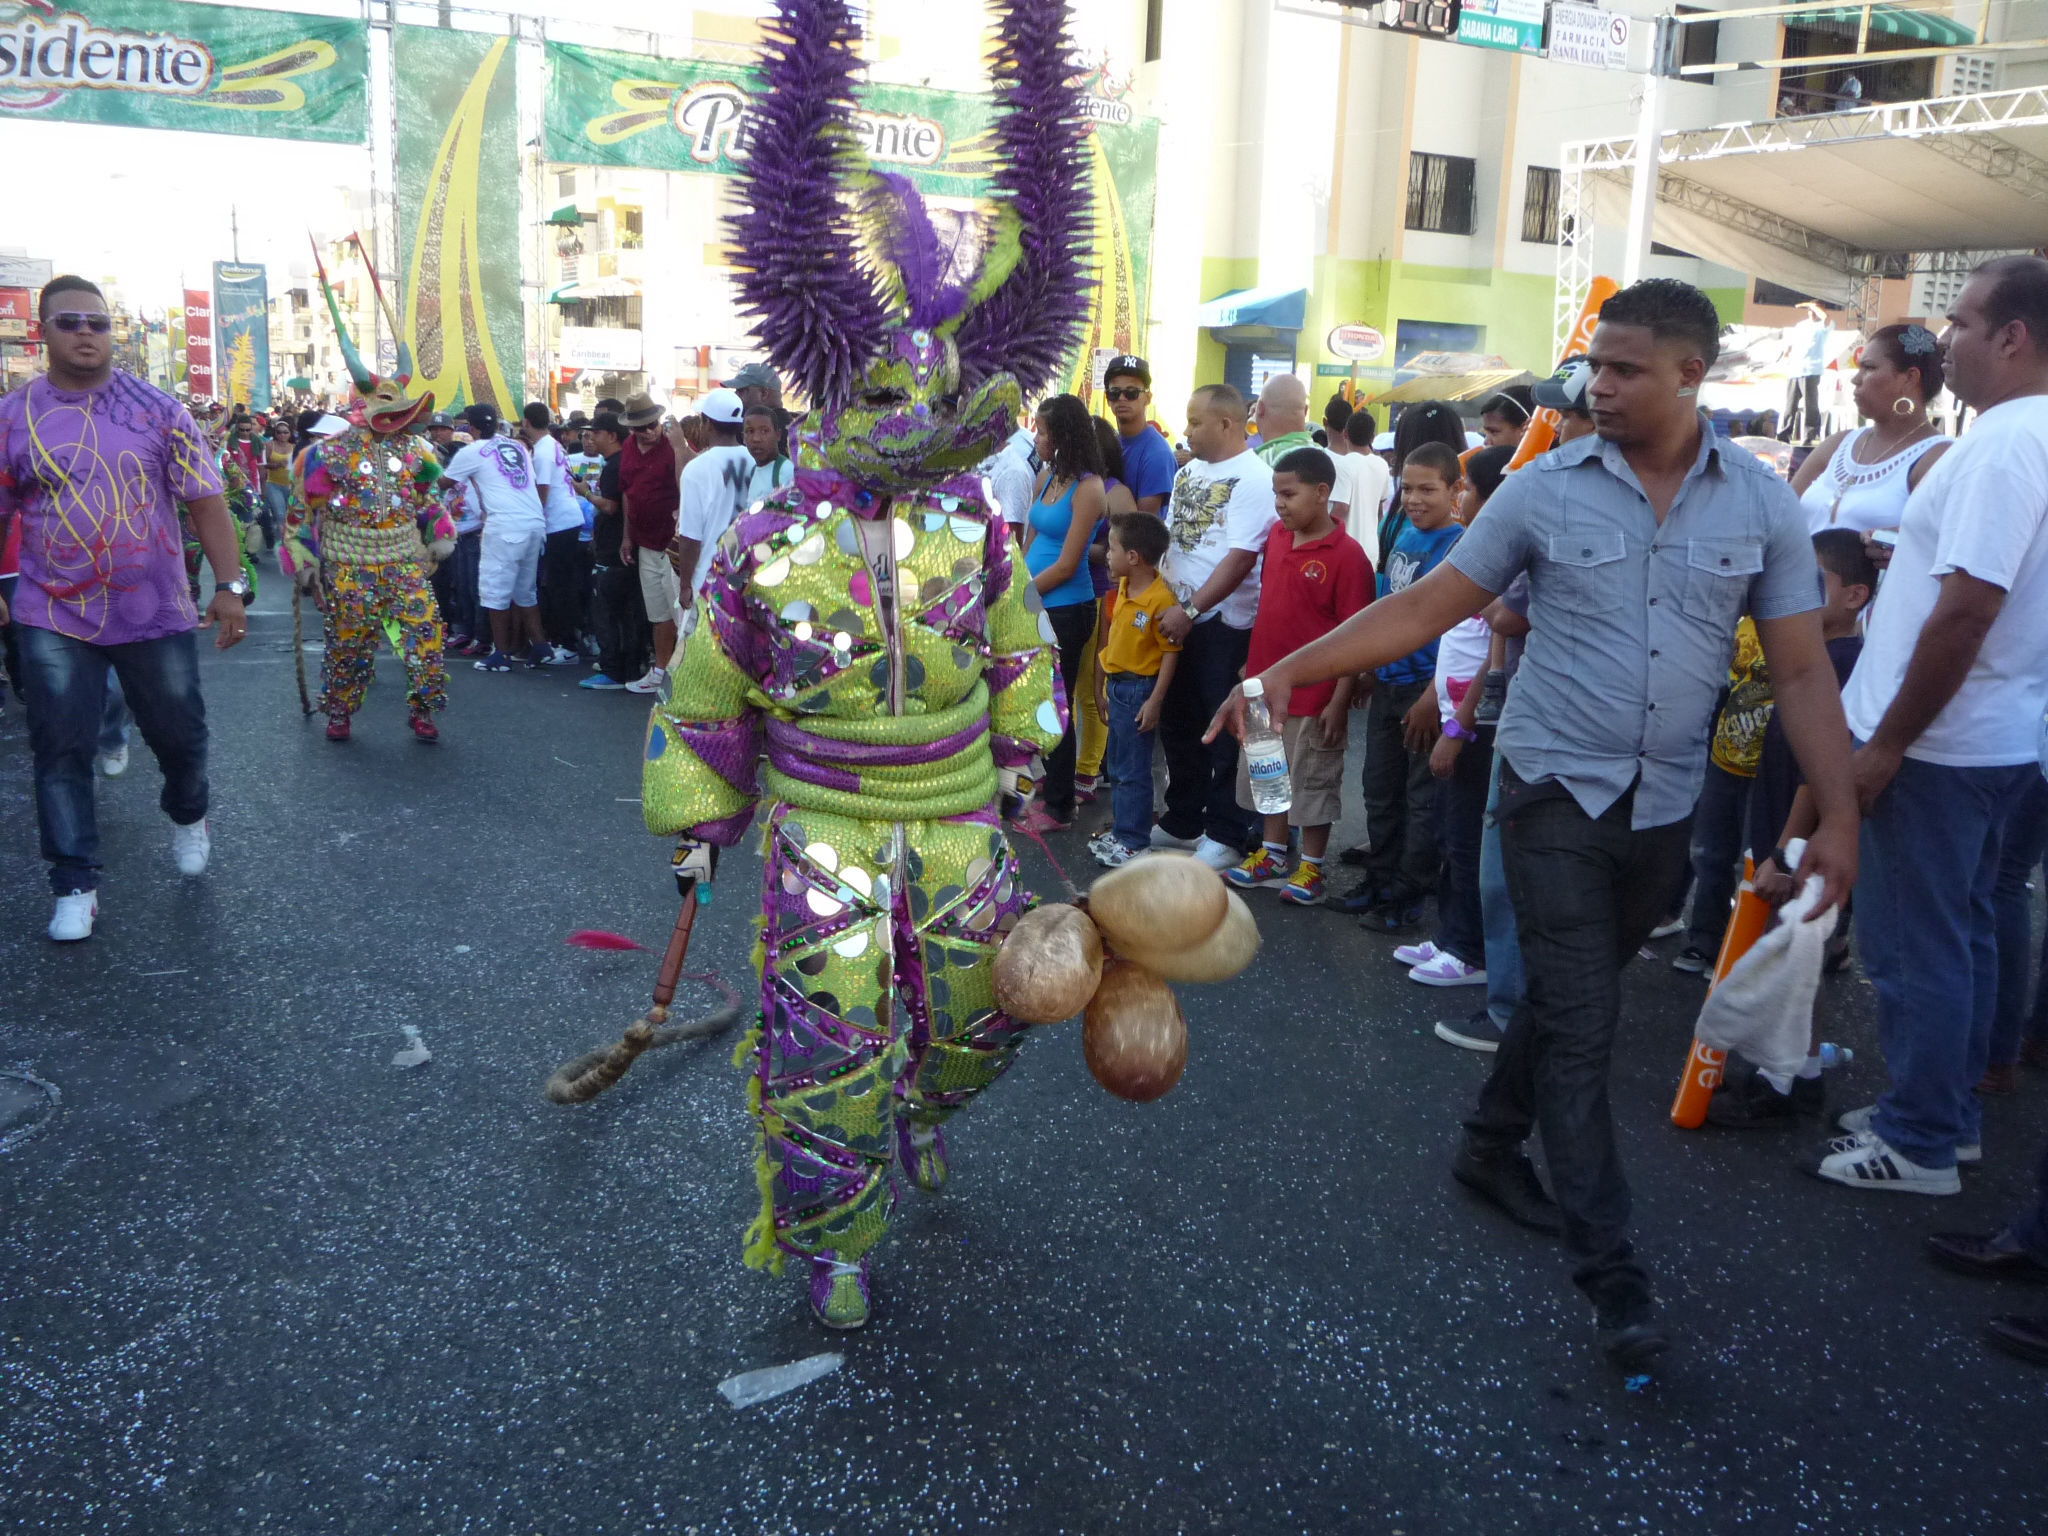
[1857,750,2038,1168]
[1991,775,2048,1066]
[1103,670,1161,852]
[1480,755,1525,1032]
[16,625,210,895]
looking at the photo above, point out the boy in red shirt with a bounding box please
[1226,447,1374,905]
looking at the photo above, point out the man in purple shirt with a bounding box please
[0,276,249,941]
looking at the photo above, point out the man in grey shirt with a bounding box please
[1208,280,1858,1371]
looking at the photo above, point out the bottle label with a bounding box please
[1246,744,1288,782]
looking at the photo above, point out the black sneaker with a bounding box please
[1705,1070,1823,1128]
[1337,878,1388,914]
[1433,1010,1504,1054]
[1671,945,1713,975]
[1357,900,1425,934]
[1337,844,1372,868]
[1451,1142,1562,1235]
[1597,1300,1670,1371]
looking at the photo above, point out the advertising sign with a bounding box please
[558,324,642,372]
[0,253,53,287]
[1326,324,1387,363]
[212,259,269,409]
[1457,0,1547,55]
[0,286,32,341]
[0,0,368,143]
[1548,4,1633,70]
[182,284,213,396]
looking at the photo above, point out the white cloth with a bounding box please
[984,435,1037,527]
[530,434,583,535]
[675,443,757,593]
[1330,449,1389,568]
[1842,397,2048,767]
[1795,427,1947,536]
[1434,614,1492,721]
[443,436,544,533]
[1161,448,1277,631]
[1693,875,1832,1079]
[747,455,794,505]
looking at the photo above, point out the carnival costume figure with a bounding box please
[284,255,453,743]
[640,0,1093,1329]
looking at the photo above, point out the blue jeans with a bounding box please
[1103,671,1160,852]
[2005,1134,2048,1262]
[1859,752,2037,1168]
[16,624,210,895]
[1683,761,1752,956]
[1431,723,1492,967]
[1991,776,2048,1066]
[100,668,132,754]
[1480,754,1525,1030]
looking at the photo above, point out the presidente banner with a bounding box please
[182,285,213,398]
[394,24,520,412]
[542,42,1159,396]
[212,259,268,410]
[0,0,368,143]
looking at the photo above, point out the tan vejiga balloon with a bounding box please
[1114,890,1259,983]
[992,903,1104,1024]
[1082,958,1188,1102]
[1086,851,1227,957]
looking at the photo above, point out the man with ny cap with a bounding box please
[1100,354,1177,514]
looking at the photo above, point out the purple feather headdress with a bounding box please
[729,0,1093,408]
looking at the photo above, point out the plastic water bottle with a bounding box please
[1819,1042,1854,1069]
[1241,678,1293,814]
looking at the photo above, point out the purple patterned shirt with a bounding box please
[0,372,224,645]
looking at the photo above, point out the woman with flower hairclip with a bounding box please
[1792,323,1952,548]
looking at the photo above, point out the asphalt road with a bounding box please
[3,579,2045,1535]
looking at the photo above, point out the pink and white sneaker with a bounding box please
[1393,939,1440,967]
[1409,951,1487,988]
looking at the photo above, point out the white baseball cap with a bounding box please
[699,387,745,425]
[312,414,351,437]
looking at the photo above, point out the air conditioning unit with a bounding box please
[1938,53,2000,96]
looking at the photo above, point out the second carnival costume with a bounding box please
[284,260,454,742]
[640,0,1093,1328]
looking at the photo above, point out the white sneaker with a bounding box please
[1409,952,1487,988]
[1838,1102,1979,1162]
[170,817,211,877]
[97,743,129,777]
[624,666,664,695]
[1191,835,1239,871]
[1393,939,1440,967]
[48,889,97,942]
[1814,1130,1961,1195]
[546,644,581,666]
[1647,916,1685,939]
[1148,826,1198,851]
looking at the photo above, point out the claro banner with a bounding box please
[182,285,213,398]
[0,0,368,143]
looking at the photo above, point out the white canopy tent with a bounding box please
[1557,82,2048,352]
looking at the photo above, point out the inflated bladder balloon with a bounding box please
[1086,852,1226,957]
[1116,890,1259,983]
[993,902,1104,1024]
[1082,959,1188,1102]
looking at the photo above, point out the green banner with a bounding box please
[212,259,270,410]
[394,24,521,413]
[543,41,1159,395]
[0,0,366,143]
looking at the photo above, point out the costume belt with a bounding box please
[757,681,997,822]
[322,521,425,567]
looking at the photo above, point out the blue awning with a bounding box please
[1198,287,1307,331]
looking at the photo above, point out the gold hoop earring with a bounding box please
[1892,397,1915,417]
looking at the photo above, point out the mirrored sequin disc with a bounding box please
[806,888,844,918]
[1035,699,1062,735]
[818,501,835,518]
[753,543,775,563]
[836,520,860,555]
[793,620,815,642]
[1037,612,1057,643]
[892,518,915,560]
[804,841,840,873]
[923,512,946,532]
[757,555,792,587]
[791,532,826,566]
[950,517,983,543]
[833,926,872,959]
[780,601,814,623]
[840,867,873,898]
[939,495,960,512]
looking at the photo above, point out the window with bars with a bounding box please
[1406,152,1476,236]
[1521,166,1559,244]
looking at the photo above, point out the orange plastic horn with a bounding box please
[1507,275,1619,471]
[1670,856,1776,1129]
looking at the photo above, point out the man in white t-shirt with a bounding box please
[519,402,586,665]
[445,403,549,670]
[1818,255,2048,1196]
[1152,383,1279,869]
[981,423,1038,534]
[1328,408,1391,569]
[673,388,758,619]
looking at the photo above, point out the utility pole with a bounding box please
[231,205,241,263]
[1623,18,1677,289]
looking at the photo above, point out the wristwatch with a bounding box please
[215,578,249,599]
[1442,718,1478,743]
[1180,600,1203,623]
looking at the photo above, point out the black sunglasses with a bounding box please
[49,312,113,335]
[1103,386,1144,402]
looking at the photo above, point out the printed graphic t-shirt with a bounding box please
[0,372,224,644]
[443,436,545,535]
[1161,448,1277,631]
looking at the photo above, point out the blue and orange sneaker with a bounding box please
[1280,862,1326,906]
[1224,845,1291,890]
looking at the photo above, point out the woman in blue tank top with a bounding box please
[1019,393,1107,829]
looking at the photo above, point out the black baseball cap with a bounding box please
[1102,354,1150,387]
[1531,357,1592,414]
[461,402,501,435]
[589,411,624,437]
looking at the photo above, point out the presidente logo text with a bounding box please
[672,78,946,168]
[0,10,215,94]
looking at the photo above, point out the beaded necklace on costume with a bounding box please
[1822,424,1938,524]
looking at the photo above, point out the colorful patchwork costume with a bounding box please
[286,245,451,739]
[640,0,1092,1329]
